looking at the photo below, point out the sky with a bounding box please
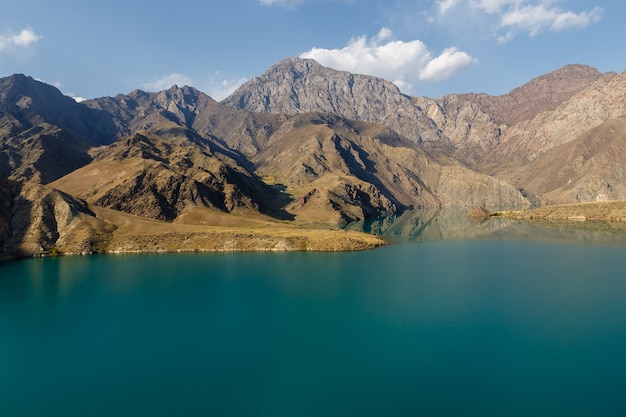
[1,0,623,102]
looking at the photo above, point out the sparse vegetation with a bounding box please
[3,61,626,260]
[491,201,626,235]
[493,200,626,222]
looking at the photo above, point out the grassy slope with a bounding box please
[89,206,386,254]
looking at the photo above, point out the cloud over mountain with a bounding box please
[141,73,194,91]
[300,28,476,94]
[207,75,249,101]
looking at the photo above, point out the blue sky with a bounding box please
[1,0,622,101]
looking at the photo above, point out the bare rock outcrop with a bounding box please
[503,116,626,204]
[222,57,444,147]
[483,69,626,173]
[466,64,608,125]
[0,179,111,259]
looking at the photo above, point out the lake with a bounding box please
[2,215,626,416]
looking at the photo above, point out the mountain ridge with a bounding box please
[2,57,625,259]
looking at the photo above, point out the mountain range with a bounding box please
[1,57,625,258]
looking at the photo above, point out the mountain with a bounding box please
[0,178,113,259]
[225,59,614,167]
[482,70,625,173]
[222,57,444,149]
[52,130,289,222]
[225,58,626,204]
[0,74,118,183]
[502,116,626,204]
[462,64,608,126]
[251,112,528,223]
[83,85,285,158]
[80,84,529,223]
[2,57,626,259]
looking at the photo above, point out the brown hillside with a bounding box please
[52,131,289,222]
[500,116,626,204]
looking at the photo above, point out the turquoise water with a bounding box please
[1,238,626,416]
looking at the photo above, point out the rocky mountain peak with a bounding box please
[223,56,405,115]
[0,73,81,121]
[265,56,326,78]
[222,57,442,147]
[465,64,610,125]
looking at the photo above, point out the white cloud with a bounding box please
[419,47,476,81]
[436,1,603,42]
[469,0,523,14]
[438,0,461,14]
[0,27,41,51]
[259,0,304,8]
[70,95,87,103]
[141,73,194,91]
[12,28,42,47]
[497,3,603,41]
[548,6,603,32]
[207,76,249,101]
[300,28,476,93]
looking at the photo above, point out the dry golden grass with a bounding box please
[91,206,385,254]
[491,200,626,236]
[494,200,626,221]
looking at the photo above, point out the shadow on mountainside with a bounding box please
[0,180,30,260]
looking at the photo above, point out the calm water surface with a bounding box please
[1,220,626,416]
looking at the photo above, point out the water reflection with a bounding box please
[346,209,626,245]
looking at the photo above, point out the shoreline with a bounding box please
[1,226,387,262]
[491,200,626,222]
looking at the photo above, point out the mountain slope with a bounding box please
[504,116,626,204]
[410,64,610,169]
[223,59,612,167]
[463,64,609,125]
[482,69,626,174]
[222,57,445,149]
[252,113,529,223]
[0,74,117,183]
[0,178,113,259]
[84,85,284,158]
[52,130,290,222]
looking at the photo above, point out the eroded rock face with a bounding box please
[503,116,626,204]
[252,113,530,222]
[221,58,626,207]
[0,179,110,258]
[52,132,289,222]
[222,57,443,147]
[482,70,626,173]
[465,64,608,125]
